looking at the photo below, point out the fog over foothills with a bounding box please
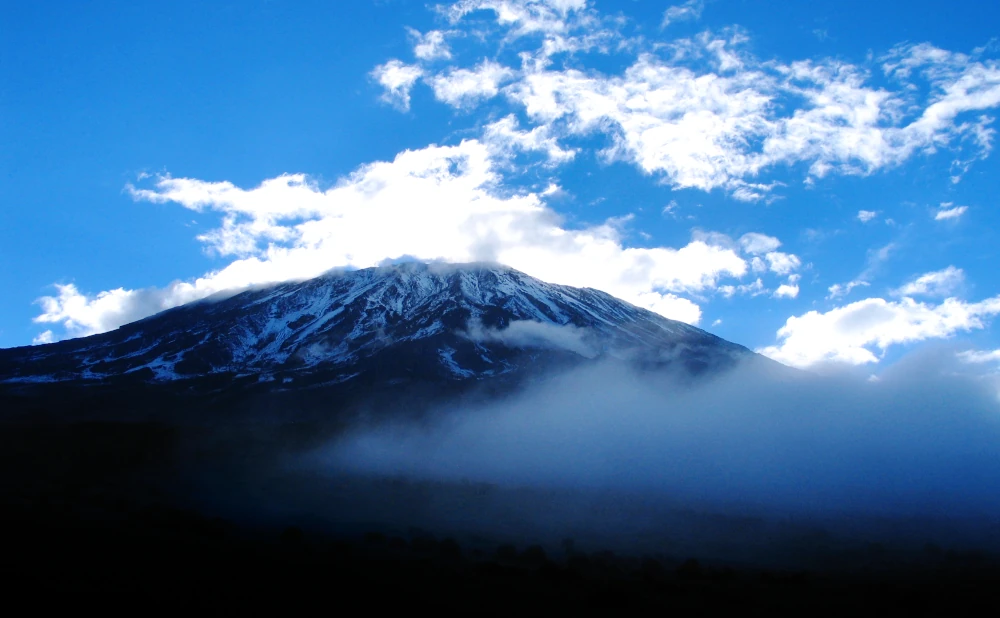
[306,346,1000,535]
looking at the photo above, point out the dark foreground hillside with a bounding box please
[2,420,999,614]
[7,505,1000,614]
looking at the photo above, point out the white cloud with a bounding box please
[430,60,514,108]
[957,349,1000,364]
[507,50,779,197]
[882,43,1000,160]
[736,233,800,276]
[371,59,423,111]
[764,251,801,276]
[482,114,576,164]
[760,61,905,178]
[759,295,1000,367]
[739,232,781,255]
[827,280,869,299]
[40,140,770,340]
[661,0,704,28]
[408,28,452,61]
[773,284,799,299]
[33,278,253,341]
[32,330,54,345]
[727,180,783,203]
[826,242,894,299]
[462,318,597,357]
[442,0,619,57]
[934,204,968,220]
[631,292,702,324]
[857,210,877,222]
[446,0,589,35]
[411,9,1000,199]
[893,266,965,298]
[741,278,766,296]
[719,277,767,298]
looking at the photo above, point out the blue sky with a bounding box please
[2,0,1000,371]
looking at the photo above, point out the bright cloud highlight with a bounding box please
[36,139,799,339]
[760,295,1000,367]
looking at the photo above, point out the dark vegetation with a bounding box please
[2,419,1000,613]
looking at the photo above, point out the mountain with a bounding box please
[0,262,758,421]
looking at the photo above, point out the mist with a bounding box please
[297,347,1000,554]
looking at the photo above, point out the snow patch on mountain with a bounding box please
[439,347,474,378]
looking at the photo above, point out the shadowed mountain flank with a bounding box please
[1,262,768,422]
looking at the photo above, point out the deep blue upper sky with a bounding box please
[2,0,1000,372]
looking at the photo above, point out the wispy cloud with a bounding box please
[371,59,423,111]
[407,28,453,61]
[739,232,781,255]
[429,60,514,108]
[828,280,869,299]
[827,242,895,299]
[934,203,968,220]
[893,266,965,298]
[482,114,577,164]
[389,3,1000,201]
[661,0,704,28]
[957,348,1000,364]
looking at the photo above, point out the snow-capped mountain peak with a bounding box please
[0,262,751,390]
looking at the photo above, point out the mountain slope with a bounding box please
[2,262,751,389]
[0,262,771,423]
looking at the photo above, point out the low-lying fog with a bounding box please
[278,346,1000,562]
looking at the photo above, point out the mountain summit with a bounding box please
[1,262,759,420]
[3,262,749,384]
